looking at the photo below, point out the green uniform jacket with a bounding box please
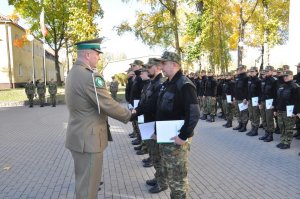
[65,60,131,153]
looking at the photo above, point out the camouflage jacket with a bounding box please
[48,82,57,95]
[109,81,119,92]
[37,83,46,95]
[25,83,35,95]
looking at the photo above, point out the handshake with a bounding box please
[130,109,137,121]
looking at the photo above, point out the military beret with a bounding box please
[155,51,181,64]
[130,60,144,66]
[283,70,293,76]
[265,65,274,71]
[143,58,161,68]
[75,38,103,53]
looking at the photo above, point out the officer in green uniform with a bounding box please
[48,79,57,107]
[25,80,35,108]
[109,76,119,100]
[274,70,300,149]
[36,80,46,107]
[65,38,133,199]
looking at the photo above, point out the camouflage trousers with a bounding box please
[248,100,260,127]
[132,120,141,139]
[202,97,208,115]
[295,117,300,130]
[223,100,234,121]
[198,96,203,113]
[217,96,223,114]
[260,101,275,133]
[233,101,239,118]
[50,94,56,106]
[38,94,45,106]
[236,100,249,123]
[160,142,190,199]
[27,94,34,106]
[204,96,216,116]
[148,139,167,186]
[111,92,117,100]
[277,111,295,145]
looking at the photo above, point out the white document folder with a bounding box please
[133,100,140,108]
[138,115,144,124]
[265,99,273,110]
[226,95,232,103]
[138,122,155,140]
[156,120,184,143]
[251,97,258,107]
[238,102,248,111]
[286,105,294,117]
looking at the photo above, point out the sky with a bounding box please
[0,0,162,60]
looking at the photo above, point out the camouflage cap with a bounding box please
[237,64,247,70]
[265,65,274,71]
[249,66,258,72]
[143,58,161,68]
[282,65,290,70]
[260,70,266,75]
[200,69,206,73]
[75,38,103,53]
[156,51,181,64]
[140,67,148,73]
[207,69,214,73]
[130,60,144,66]
[283,70,293,76]
[276,68,284,73]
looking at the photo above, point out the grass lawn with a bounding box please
[0,87,126,102]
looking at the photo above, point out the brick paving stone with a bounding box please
[0,105,300,199]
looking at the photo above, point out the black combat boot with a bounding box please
[233,122,242,130]
[225,121,232,128]
[248,126,258,136]
[149,184,168,193]
[246,125,254,136]
[200,114,207,120]
[274,126,281,134]
[259,131,269,140]
[263,133,273,142]
[146,178,157,186]
[222,121,229,127]
[207,115,215,122]
[238,122,247,132]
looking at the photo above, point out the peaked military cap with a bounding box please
[130,60,144,66]
[75,38,103,53]
[237,64,247,70]
[143,58,161,68]
[283,70,293,76]
[249,66,258,72]
[155,51,181,64]
[265,65,274,71]
[276,68,283,73]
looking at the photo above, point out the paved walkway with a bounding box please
[0,105,299,199]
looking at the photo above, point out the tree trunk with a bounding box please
[54,49,62,86]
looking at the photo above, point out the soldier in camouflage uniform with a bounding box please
[109,76,119,100]
[198,70,207,117]
[36,80,46,107]
[205,69,217,122]
[48,79,57,107]
[25,80,36,108]
[155,51,200,199]
[222,72,235,128]
[293,63,300,141]
[274,70,300,149]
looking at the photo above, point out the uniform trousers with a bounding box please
[277,111,295,145]
[248,100,260,127]
[260,101,275,133]
[236,100,249,123]
[71,150,103,199]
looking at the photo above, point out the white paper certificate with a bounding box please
[286,105,294,117]
[138,122,155,140]
[133,100,140,108]
[238,102,248,111]
[265,99,273,110]
[138,115,144,124]
[226,95,232,103]
[156,120,184,143]
[251,97,259,107]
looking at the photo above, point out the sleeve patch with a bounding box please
[95,77,105,88]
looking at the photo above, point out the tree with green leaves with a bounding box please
[116,0,182,56]
[9,0,103,85]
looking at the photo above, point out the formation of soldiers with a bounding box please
[24,79,57,107]
[188,63,300,154]
[125,52,200,198]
